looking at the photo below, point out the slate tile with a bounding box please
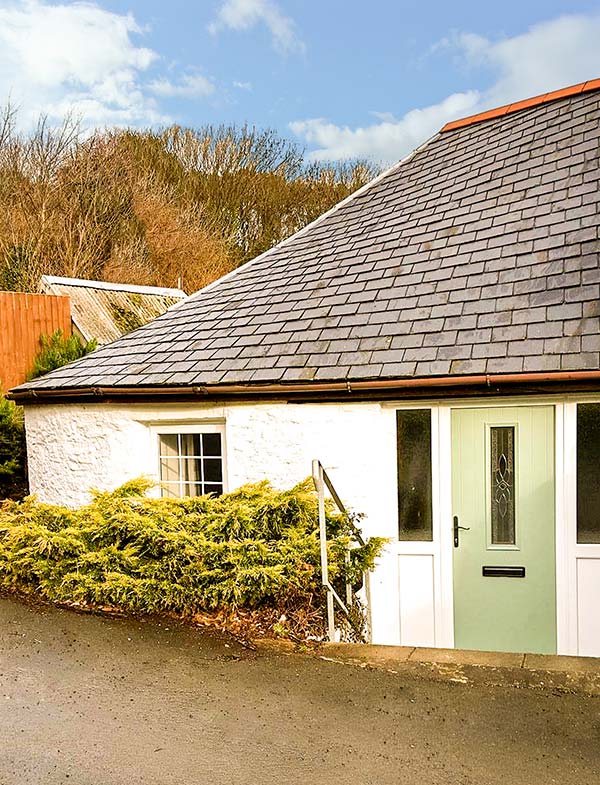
[527,322,564,339]
[544,336,582,354]
[546,303,583,320]
[486,356,525,373]
[437,345,472,360]
[415,360,452,375]
[582,332,600,352]
[314,365,351,380]
[472,342,508,359]
[449,358,488,374]
[381,361,417,377]
[523,354,561,371]
[561,352,600,370]
[275,354,310,368]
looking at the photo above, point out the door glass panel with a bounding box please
[397,409,433,541]
[490,426,516,545]
[577,404,600,543]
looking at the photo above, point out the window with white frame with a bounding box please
[158,428,224,498]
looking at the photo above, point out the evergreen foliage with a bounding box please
[0,478,385,638]
[0,394,27,500]
[27,329,97,380]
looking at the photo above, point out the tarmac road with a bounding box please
[0,594,599,785]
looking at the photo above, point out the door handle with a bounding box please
[453,515,470,548]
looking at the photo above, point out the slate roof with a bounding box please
[39,276,187,344]
[13,82,600,397]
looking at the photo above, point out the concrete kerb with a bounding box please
[313,644,600,696]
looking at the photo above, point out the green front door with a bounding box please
[452,406,556,654]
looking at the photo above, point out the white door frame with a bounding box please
[438,405,455,647]
[388,395,600,655]
[558,401,600,656]
[388,397,570,653]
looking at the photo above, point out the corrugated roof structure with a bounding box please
[12,81,600,399]
[39,277,187,345]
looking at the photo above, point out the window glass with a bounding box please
[159,434,178,457]
[161,482,183,499]
[577,404,600,543]
[181,457,202,483]
[204,458,223,483]
[158,432,224,498]
[159,457,179,483]
[490,426,516,545]
[202,433,222,456]
[181,433,202,457]
[397,410,433,541]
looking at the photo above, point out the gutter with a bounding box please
[10,370,600,403]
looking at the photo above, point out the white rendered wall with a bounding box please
[24,400,402,645]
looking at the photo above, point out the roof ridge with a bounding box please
[442,78,600,133]
[180,130,443,307]
[40,275,186,298]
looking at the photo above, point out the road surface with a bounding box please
[0,594,598,784]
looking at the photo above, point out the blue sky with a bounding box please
[1,1,600,163]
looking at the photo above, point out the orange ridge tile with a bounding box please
[441,78,600,133]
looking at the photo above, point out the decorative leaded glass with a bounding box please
[490,426,516,545]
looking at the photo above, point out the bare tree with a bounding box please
[0,111,380,294]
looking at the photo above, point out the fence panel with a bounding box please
[0,291,71,392]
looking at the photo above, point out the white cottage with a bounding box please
[11,79,600,657]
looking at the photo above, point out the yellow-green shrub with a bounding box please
[0,478,384,635]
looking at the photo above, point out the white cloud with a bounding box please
[233,80,253,91]
[291,13,600,163]
[149,72,215,99]
[290,91,479,163]
[458,15,600,108]
[0,1,215,128]
[0,0,166,127]
[209,0,303,54]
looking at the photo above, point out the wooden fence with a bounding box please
[0,291,72,393]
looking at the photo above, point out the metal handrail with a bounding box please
[311,459,370,642]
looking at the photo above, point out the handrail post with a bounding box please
[312,459,336,641]
[345,549,352,608]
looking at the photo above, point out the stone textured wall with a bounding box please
[24,404,153,508]
[24,400,398,532]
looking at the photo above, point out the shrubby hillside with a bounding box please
[0,108,377,294]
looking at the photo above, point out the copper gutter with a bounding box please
[9,370,600,403]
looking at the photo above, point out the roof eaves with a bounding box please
[10,369,600,403]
